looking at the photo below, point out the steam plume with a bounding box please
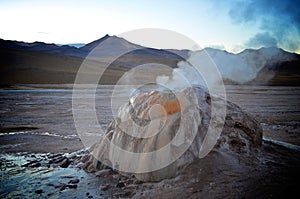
[228,0,300,52]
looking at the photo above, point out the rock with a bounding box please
[112,174,121,180]
[66,184,77,189]
[35,189,43,194]
[49,155,65,164]
[125,179,134,185]
[22,160,39,167]
[113,191,132,197]
[68,179,80,184]
[21,163,30,167]
[100,184,109,191]
[59,158,70,168]
[126,184,138,189]
[94,169,112,177]
[134,180,143,185]
[76,162,84,169]
[49,157,63,164]
[116,182,125,188]
[48,153,63,159]
[88,86,263,182]
[79,154,90,163]
[83,160,100,173]
[28,162,41,168]
[54,183,67,191]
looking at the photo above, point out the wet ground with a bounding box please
[0,152,102,198]
[226,85,300,146]
[0,85,115,153]
[0,84,300,198]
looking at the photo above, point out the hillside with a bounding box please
[0,39,180,84]
[202,47,300,85]
[0,36,299,85]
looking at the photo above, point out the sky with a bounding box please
[0,0,299,53]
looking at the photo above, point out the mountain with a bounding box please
[201,47,300,85]
[0,39,85,57]
[0,35,184,59]
[0,35,183,85]
[253,56,300,86]
[80,34,184,60]
[80,34,123,52]
[57,43,86,48]
[0,36,299,85]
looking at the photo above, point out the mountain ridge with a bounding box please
[0,36,299,85]
[1,36,299,58]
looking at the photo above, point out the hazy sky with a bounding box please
[0,0,299,53]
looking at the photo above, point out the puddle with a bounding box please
[0,153,102,199]
[0,131,77,139]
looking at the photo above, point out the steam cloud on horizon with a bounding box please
[245,32,278,48]
[228,0,300,52]
[156,46,297,90]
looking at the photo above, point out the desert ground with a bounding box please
[0,84,299,198]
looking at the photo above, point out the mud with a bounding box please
[0,84,299,198]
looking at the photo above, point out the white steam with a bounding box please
[157,47,295,88]
[156,50,224,90]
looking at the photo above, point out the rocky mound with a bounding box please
[85,86,263,182]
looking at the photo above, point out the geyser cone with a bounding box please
[87,86,262,182]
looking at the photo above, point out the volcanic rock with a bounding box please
[88,86,262,181]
